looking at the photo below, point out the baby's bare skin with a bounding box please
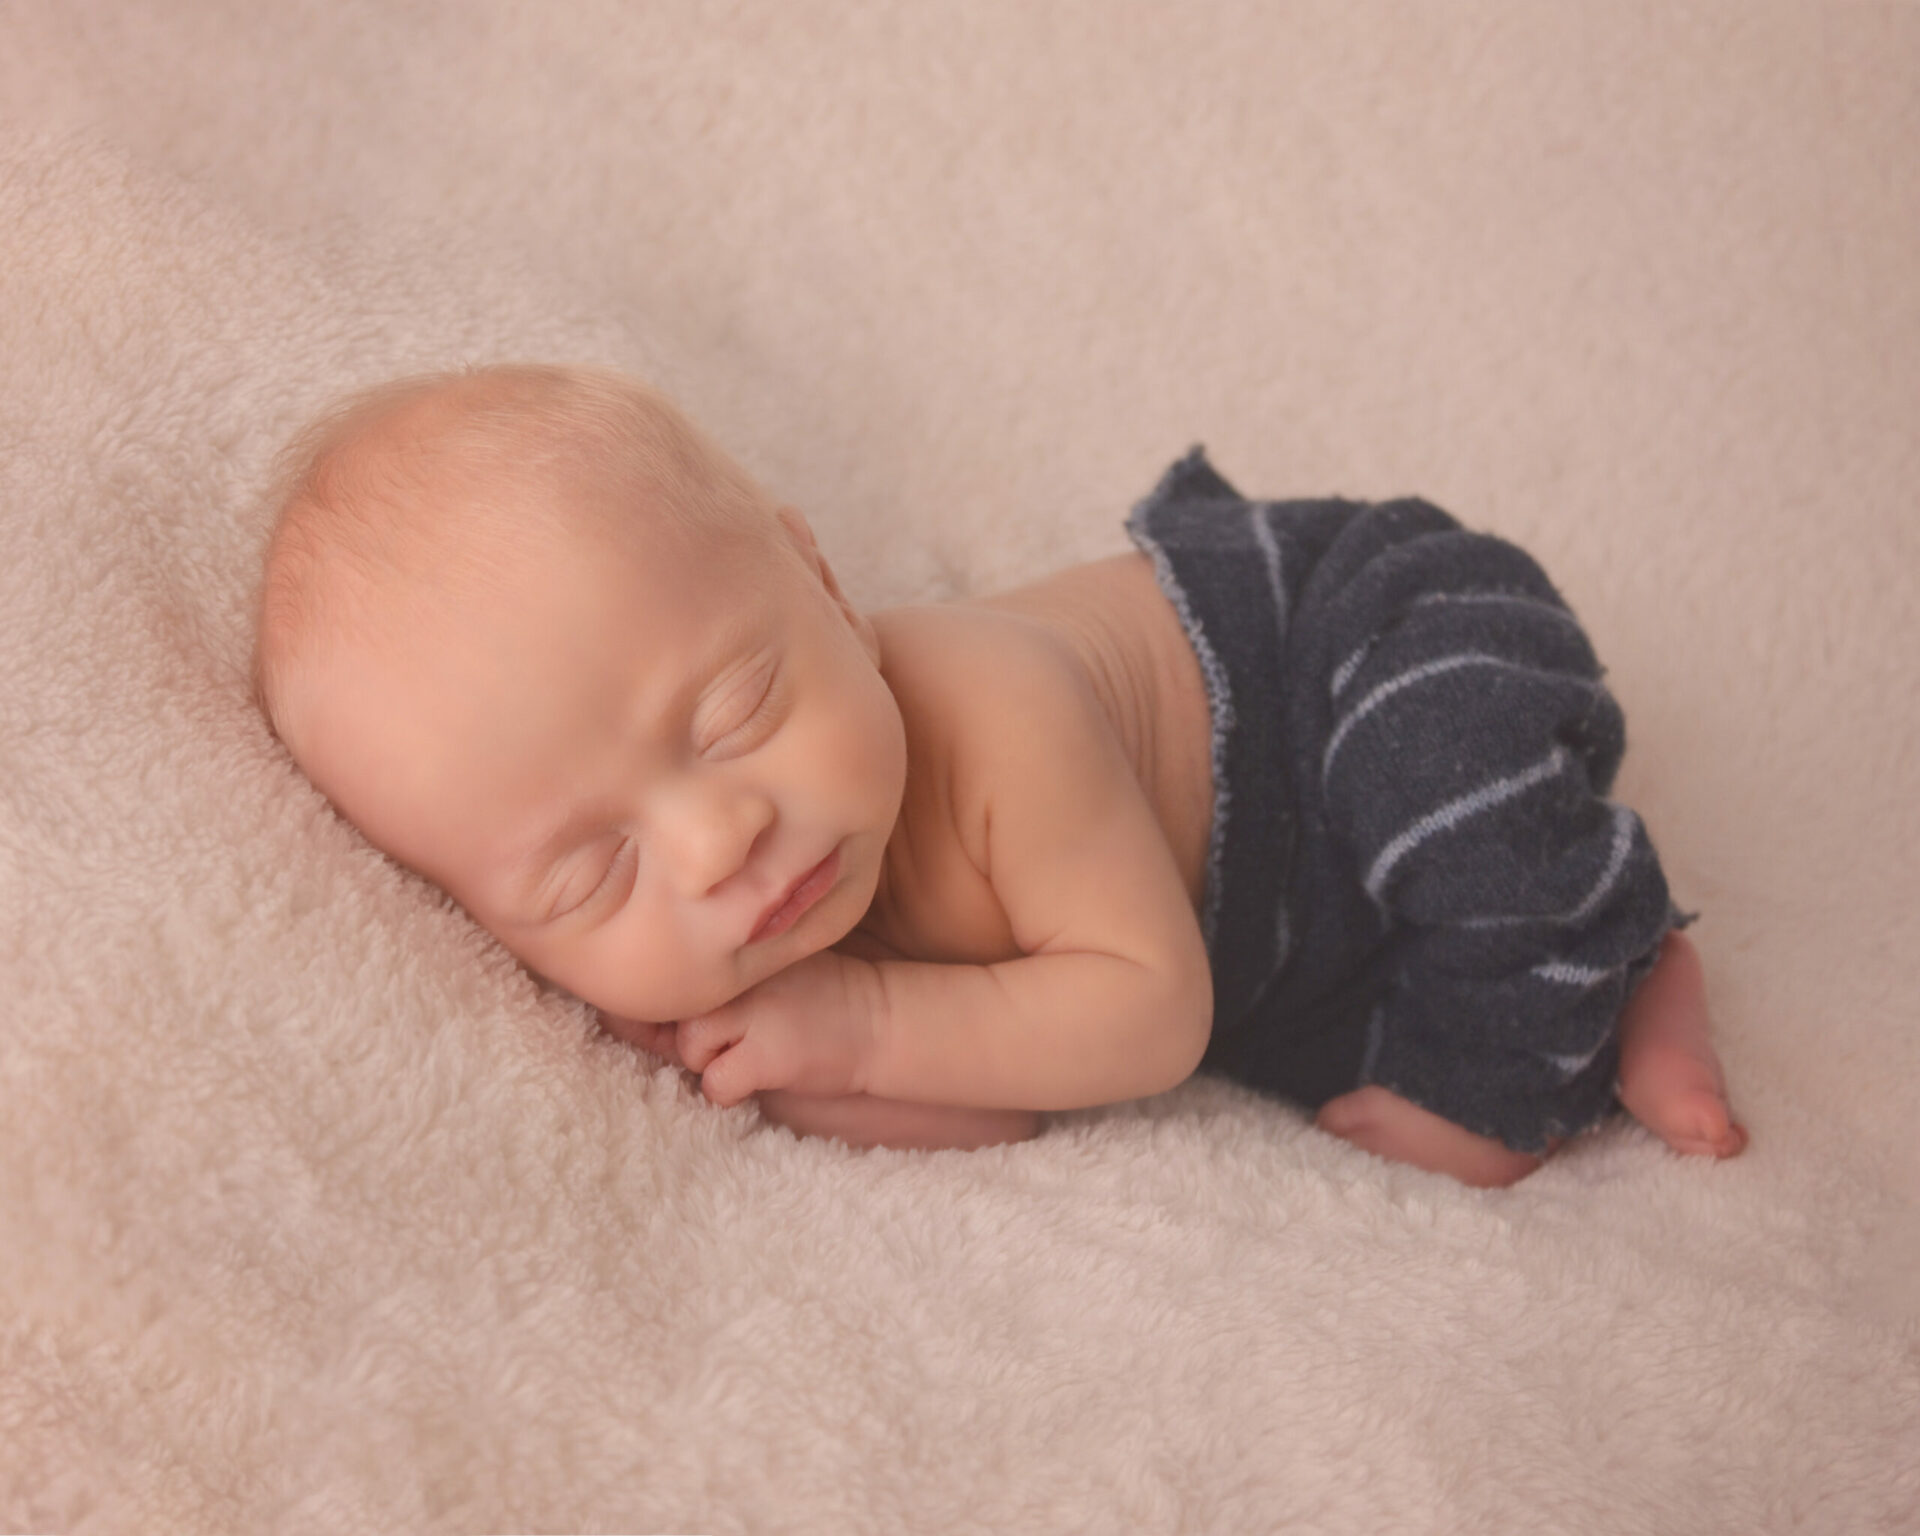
[772,554,1746,1182]
[263,367,1745,1184]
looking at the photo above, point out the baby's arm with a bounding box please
[680,639,1214,1112]
[606,1005,1035,1148]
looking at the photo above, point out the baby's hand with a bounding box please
[597,1012,687,1068]
[677,950,884,1108]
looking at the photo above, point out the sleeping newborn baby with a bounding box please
[253,363,1746,1185]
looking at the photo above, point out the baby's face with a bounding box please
[285,509,907,1023]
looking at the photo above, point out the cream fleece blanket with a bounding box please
[3,5,1917,1532]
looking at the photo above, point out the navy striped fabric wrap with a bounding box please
[1126,448,1684,1153]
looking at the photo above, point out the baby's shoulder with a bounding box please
[872,598,1123,820]
[871,599,1092,739]
[855,602,1110,963]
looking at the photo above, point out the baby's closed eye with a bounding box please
[703,658,786,757]
[548,838,638,921]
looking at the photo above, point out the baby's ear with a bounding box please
[774,505,821,560]
[774,505,835,592]
[776,506,879,663]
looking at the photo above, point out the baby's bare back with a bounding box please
[844,552,1215,966]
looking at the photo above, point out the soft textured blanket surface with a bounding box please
[3,4,1916,1532]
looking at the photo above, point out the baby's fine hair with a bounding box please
[251,363,777,733]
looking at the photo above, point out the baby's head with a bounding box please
[255,364,907,1022]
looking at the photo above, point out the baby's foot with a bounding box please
[1615,931,1748,1160]
[1316,1085,1547,1188]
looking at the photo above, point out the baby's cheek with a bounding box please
[493,930,604,1013]
[575,933,741,1029]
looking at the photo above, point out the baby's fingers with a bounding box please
[599,1012,684,1067]
[698,1042,763,1109]
[677,1011,746,1075]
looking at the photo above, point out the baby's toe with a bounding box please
[1655,1092,1747,1160]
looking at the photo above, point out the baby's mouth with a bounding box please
[749,845,841,944]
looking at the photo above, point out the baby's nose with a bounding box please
[661,780,775,895]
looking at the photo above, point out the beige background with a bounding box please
[3,3,1916,1531]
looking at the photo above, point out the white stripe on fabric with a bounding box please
[1336,595,1574,706]
[1359,1004,1385,1082]
[1325,652,1499,779]
[1455,804,1640,931]
[1323,652,1604,785]
[1248,506,1289,647]
[1544,1040,1606,1080]
[1566,802,1636,924]
[1531,959,1619,987]
[1411,591,1583,627]
[1332,594,1577,702]
[1364,745,1572,904]
[1331,642,1372,699]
